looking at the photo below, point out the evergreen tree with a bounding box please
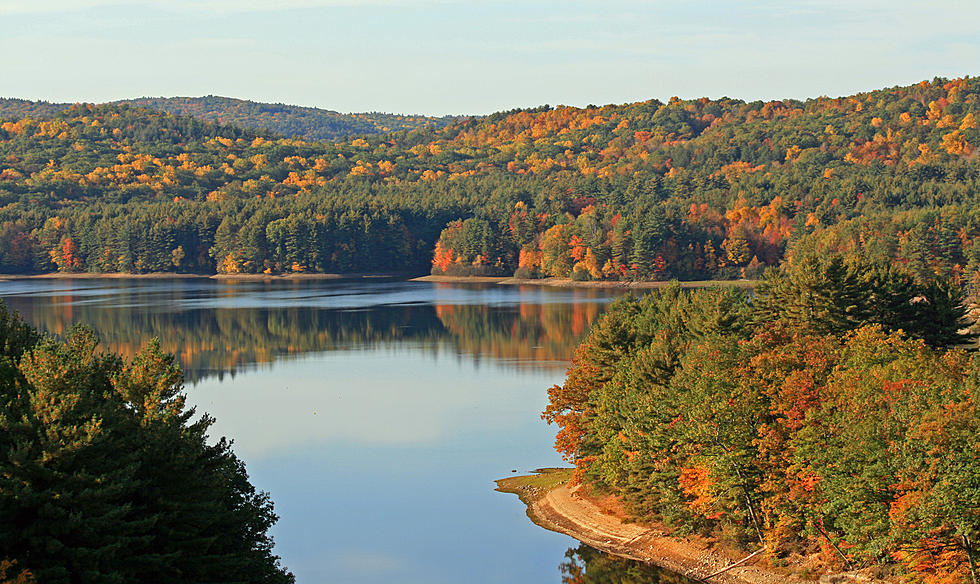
[0,305,293,583]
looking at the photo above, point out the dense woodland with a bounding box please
[544,254,979,583]
[0,77,978,286]
[0,304,293,583]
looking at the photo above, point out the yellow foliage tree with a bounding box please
[219,254,240,274]
[942,130,974,156]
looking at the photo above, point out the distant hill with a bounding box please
[0,95,456,141]
[0,98,67,119]
[1,77,979,284]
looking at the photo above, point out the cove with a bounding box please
[0,277,683,582]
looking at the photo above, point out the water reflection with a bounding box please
[0,277,640,583]
[0,278,616,382]
[561,545,699,584]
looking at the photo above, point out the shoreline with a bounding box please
[0,272,759,290]
[413,275,759,289]
[497,470,885,584]
[0,272,412,282]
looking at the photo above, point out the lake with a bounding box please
[0,277,687,583]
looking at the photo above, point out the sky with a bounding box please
[1,0,979,116]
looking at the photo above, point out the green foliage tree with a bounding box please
[0,305,293,583]
[545,278,980,582]
[754,253,971,348]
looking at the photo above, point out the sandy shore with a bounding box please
[498,473,887,584]
[522,482,801,584]
[413,275,758,289]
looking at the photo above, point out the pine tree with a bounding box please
[0,305,294,583]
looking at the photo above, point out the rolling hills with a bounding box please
[0,76,977,284]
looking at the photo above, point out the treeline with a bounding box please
[430,198,772,281]
[1,77,979,280]
[0,196,449,275]
[543,255,978,583]
[0,304,293,583]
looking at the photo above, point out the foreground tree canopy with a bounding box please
[0,303,293,583]
[0,77,978,284]
[544,256,979,583]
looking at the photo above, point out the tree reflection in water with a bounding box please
[0,279,612,383]
[560,545,698,584]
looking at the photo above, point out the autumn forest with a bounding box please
[0,77,978,286]
[3,76,980,583]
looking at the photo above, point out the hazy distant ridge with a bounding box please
[0,95,455,141]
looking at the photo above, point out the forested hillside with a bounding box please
[0,77,978,282]
[544,256,979,583]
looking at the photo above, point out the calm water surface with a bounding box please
[0,277,690,583]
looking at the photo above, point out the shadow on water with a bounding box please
[561,545,699,584]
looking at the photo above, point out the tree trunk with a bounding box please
[963,534,979,584]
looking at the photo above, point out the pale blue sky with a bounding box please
[1,0,978,116]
